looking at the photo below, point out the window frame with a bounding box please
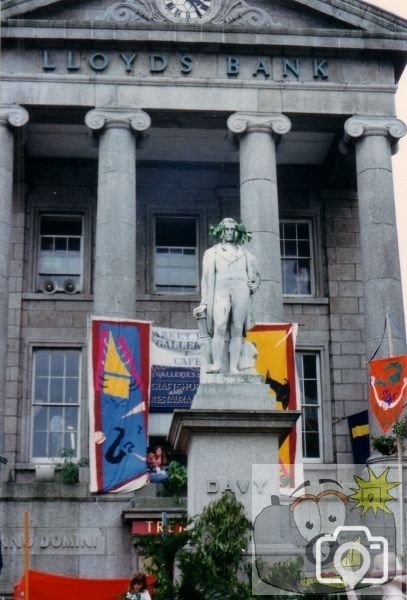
[37,213,84,293]
[153,215,199,294]
[29,206,92,296]
[280,218,315,298]
[30,347,83,463]
[146,207,206,298]
[295,344,332,464]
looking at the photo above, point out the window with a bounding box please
[154,216,198,293]
[37,214,83,294]
[296,352,321,460]
[31,349,81,461]
[280,221,313,296]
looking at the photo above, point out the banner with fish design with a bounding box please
[246,323,300,488]
[88,317,151,493]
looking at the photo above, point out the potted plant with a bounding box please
[55,449,89,485]
[372,435,397,456]
[158,461,187,502]
[392,416,407,442]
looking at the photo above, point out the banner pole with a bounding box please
[23,511,30,600]
[386,313,394,358]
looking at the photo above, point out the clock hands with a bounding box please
[186,0,211,18]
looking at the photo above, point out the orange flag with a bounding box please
[369,355,407,432]
[246,323,299,487]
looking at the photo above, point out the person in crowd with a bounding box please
[126,572,152,600]
[154,445,168,470]
[146,450,168,483]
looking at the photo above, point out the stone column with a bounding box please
[0,105,29,456]
[344,116,407,452]
[85,108,151,318]
[344,116,407,359]
[227,112,291,323]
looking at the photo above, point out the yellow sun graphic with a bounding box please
[349,467,400,516]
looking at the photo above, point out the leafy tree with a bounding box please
[133,518,190,600]
[177,493,252,599]
[133,493,254,599]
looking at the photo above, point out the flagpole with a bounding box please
[23,511,30,600]
[387,313,406,587]
[386,313,394,358]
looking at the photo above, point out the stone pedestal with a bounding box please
[168,376,300,518]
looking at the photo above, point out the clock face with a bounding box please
[162,0,215,22]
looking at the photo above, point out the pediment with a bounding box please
[1,0,407,33]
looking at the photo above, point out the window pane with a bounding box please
[32,430,47,457]
[303,354,317,379]
[41,237,54,251]
[280,220,313,296]
[49,409,64,457]
[304,380,318,404]
[298,240,310,256]
[297,223,309,238]
[65,351,80,377]
[32,349,81,459]
[65,378,79,404]
[34,377,48,403]
[55,237,67,251]
[156,217,196,246]
[297,353,321,460]
[33,406,48,430]
[68,238,81,252]
[38,215,83,290]
[282,259,297,295]
[154,217,198,292]
[283,241,297,257]
[283,223,297,239]
[50,378,64,403]
[51,352,65,377]
[35,351,49,376]
[304,432,320,459]
[41,216,82,236]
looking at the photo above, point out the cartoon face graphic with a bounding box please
[253,469,399,595]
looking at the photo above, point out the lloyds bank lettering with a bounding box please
[41,50,329,80]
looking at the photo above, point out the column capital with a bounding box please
[85,108,151,132]
[343,115,407,154]
[0,105,29,128]
[227,112,291,137]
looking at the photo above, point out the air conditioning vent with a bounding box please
[42,279,57,294]
[63,279,77,294]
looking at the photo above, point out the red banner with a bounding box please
[369,355,407,432]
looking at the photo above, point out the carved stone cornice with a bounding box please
[342,116,407,154]
[105,1,163,24]
[85,108,151,133]
[227,112,292,138]
[212,0,272,27]
[0,105,29,128]
[105,0,271,27]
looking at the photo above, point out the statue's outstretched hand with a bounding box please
[193,304,207,318]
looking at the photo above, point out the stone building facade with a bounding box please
[0,0,406,595]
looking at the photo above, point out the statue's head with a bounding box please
[220,218,238,243]
[209,218,252,245]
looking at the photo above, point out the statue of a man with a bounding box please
[194,218,260,374]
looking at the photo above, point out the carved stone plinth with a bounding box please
[168,381,300,517]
